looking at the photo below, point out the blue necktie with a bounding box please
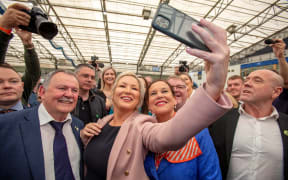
[50,121,75,180]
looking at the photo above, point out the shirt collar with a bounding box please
[38,103,72,126]
[238,104,279,120]
[0,100,23,111]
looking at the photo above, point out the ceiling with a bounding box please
[1,0,288,75]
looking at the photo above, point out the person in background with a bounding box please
[179,73,195,97]
[271,39,288,114]
[209,69,288,180]
[72,64,106,125]
[226,75,243,101]
[144,79,222,180]
[144,76,153,86]
[0,3,40,113]
[28,78,42,107]
[98,66,116,113]
[80,19,232,180]
[0,70,84,180]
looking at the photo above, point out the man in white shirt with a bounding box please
[209,69,288,180]
[0,69,84,180]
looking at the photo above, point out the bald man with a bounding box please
[209,69,288,180]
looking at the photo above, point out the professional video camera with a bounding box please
[19,7,58,40]
[91,56,104,70]
[179,61,189,73]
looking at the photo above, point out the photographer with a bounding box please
[0,3,40,111]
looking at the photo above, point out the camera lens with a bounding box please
[155,16,170,29]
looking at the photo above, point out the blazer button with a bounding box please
[124,170,129,176]
[127,149,131,154]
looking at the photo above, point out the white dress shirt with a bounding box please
[38,104,81,180]
[227,105,283,180]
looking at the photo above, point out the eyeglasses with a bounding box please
[171,85,186,90]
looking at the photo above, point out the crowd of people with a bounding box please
[0,3,287,180]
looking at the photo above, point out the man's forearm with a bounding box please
[0,31,13,64]
[21,47,41,105]
[278,55,288,88]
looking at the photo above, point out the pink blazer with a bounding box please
[96,86,232,180]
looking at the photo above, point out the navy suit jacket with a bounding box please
[0,106,84,180]
[209,108,288,180]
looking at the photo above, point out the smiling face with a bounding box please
[0,67,24,107]
[148,81,176,118]
[39,72,79,120]
[167,78,187,110]
[112,75,140,113]
[103,68,116,86]
[227,78,243,100]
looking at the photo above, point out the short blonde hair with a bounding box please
[112,72,145,110]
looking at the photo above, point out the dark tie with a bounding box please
[50,121,75,180]
[0,109,16,114]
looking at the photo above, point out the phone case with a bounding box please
[152,3,210,52]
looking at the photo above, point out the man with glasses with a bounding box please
[167,76,188,111]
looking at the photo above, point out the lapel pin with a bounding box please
[75,126,79,131]
[284,130,288,136]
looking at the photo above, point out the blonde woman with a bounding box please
[98,67,116,113]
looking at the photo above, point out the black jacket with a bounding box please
[72,90,107,124]
[209,108,288,180]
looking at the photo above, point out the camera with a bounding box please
[19,7,58,40]
[91,56,104,69]
[179,61,189,73]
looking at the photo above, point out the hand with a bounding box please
[15,27,32,46]
[0,3,30,29]
[271,39,286,59]
[80,123,102,146]
[186,19,230,101]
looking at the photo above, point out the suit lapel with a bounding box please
[225,109,240,163]
[107,111,138,179]
[71,118,82,149]
[19,108,45,180]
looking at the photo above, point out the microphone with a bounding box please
[264,39,275,44]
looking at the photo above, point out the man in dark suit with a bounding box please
[209,69,288,180]
[0,69,84,180]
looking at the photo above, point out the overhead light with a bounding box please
[226,24,237,34]
[142,7,151,20]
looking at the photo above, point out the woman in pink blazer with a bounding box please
[81,19,232,180]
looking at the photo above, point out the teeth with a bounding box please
[156,101,166,105]
[122,97,132,101]
[59,98,74,104]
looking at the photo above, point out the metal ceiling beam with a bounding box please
[136,0,169,74]
[230,24,288,65]
[228,0,286,45]
[35,0,85,64]
[100,0,112,66]
[160,0,233,72]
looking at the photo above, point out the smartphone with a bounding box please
[152,3,210,52]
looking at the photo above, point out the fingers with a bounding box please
[186,47,210,61]
[8,3,29,11]
[0,4,30,29]
[191,19,226,54]
[199,19,227,44]
[83,123,102,136]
